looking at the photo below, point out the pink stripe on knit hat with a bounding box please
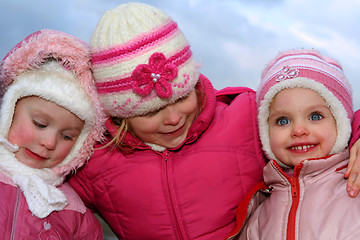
[96,46,192,94]
[258,51,352,106]
[90,3,200,118]
[92,21,178,65]
[259,65,352,117]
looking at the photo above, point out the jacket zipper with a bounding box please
[164,150,184,240]
[286,175,300,240]
[10,188,21,240]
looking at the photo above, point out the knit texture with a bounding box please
[0,29,106,217]
[0,144,67,218]
[256,49,353,161]
[90,2,200,117]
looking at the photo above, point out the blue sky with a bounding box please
[2,0,360,108]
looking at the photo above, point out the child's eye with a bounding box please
[277,117,290,126]
[33,120,47,128]
[61,133,74,141]
[310,112,323,121]
[176,95,188,103]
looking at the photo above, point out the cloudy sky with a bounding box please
[2,0,360,108]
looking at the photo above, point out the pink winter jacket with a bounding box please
[0,171,103,240]
[228,150,360,240]
[69,75,266,240]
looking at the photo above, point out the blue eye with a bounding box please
[310,112,323,121]
[277,117,290,126]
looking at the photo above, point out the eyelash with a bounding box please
[33,120,47,128]
[276,117,289,126]
[310,111,323,121]
[33,120,75,141]
[61,133,73,140]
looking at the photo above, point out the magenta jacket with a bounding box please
[0,171,103,240]
[69,75,266,239]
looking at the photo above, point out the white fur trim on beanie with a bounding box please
[90,2,200,118]
[257,49,353,164]
[258,78,351,161]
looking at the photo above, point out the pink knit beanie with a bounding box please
[257,49,353,161]
[90,2,200,118]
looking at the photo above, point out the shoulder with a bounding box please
[59,183,87,213]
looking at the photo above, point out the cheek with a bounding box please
[269,128,286,152]
[54,143,75,163]
[130,118,160,135]
[8,123,35,146]
[185,95,199,115]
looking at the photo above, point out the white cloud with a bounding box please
[1,0,360,109]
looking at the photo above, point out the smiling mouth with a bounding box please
[24,148,47,161]
[287,144,318,154]
[165,124,185,136]
[290,144,315,150]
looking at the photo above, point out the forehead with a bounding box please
[273,88,324,102]
[15,96,83,125]
[270,88,327,111]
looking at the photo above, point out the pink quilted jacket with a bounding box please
[0,171,103,240]
[228,150,360,240]
[69,75,266,240]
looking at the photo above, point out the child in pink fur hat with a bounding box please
[0,29,105,239]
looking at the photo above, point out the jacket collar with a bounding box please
[264,150,350,185]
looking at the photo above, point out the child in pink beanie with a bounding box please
[227,49,360,240]
[68,2,360,239]
[0,29,105,239]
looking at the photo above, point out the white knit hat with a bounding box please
[90,2,200,118]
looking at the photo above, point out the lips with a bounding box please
[287,144,317,153]
[164,123,186,136]
[24,148,47,161]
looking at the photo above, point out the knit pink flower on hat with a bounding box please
[132,52,178,98]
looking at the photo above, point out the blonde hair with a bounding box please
[105,80,206,150]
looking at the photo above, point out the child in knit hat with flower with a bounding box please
[0,29,105,239]
[227,49,360,240]
[67,2,360,240]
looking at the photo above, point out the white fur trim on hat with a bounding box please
[0,61,95,168]
[258,78,351,162]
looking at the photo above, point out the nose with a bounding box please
[291,121,309,138]
[39,132,57,150]
[163,105,182,126]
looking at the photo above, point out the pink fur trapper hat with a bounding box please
[0,29,106,176]
[257,49,353,161]
[90,2,200,118]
